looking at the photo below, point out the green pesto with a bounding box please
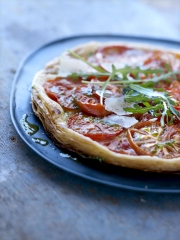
[20,114,39,136]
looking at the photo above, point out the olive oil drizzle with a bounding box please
[20,114,49,146]
[20,114,39,135]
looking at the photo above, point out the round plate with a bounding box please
[10,34,180,193]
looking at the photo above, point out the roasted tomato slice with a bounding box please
[75,96,110,117]
[169,90,180,101]
[74,84,111,117]
[166,80,180,101]
[175,106,180,112]
[100,131,136,155]
[95,45,131,62]
[44,77,81,110]
[127,121,180,158]
[74,81,122,117]
[67,113,123,141]
[143,52,171,69]
[95,45,132,71]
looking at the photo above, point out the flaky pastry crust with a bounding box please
[31,41,180,172]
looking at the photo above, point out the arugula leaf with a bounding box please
[100,64,117,105]
[124,93,150,103]
[124,104,164,114]
[124,84,180,126]
[115,66,163,77]
[65,49,180,126]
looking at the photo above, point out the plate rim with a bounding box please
[10,34,180,193]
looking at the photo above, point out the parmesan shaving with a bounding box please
[59,57,95,76]
[105,96,134,115]
[103,114,138,128]
[104,97,138,128]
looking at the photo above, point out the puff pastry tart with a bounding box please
[31,41,180,171]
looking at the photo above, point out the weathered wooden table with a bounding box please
[1,1,180,239]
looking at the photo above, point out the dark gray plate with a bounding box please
[10,34,180,193]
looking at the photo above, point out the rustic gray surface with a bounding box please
[1,0,180,239]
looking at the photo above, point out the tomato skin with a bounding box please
[68,113,123,141]
[44,80,59,102]
[164,81,180,101]
[144,54,170,69]
[170,90,180,101]
[44,75,122,115]
[44,77,81,110]
[74,85,111,117]
[86,75,109,82]
[175,107,180,112]
[95,45,131,60]
[73,81,122,116]
[126,121,180,158]
[44,89,58,101]
[106,136,136,155]
[76,98,110,117]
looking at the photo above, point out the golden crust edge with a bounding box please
[31,41,180,172]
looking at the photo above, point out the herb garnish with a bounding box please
[123,84,180,126]
[67,50,180,126]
